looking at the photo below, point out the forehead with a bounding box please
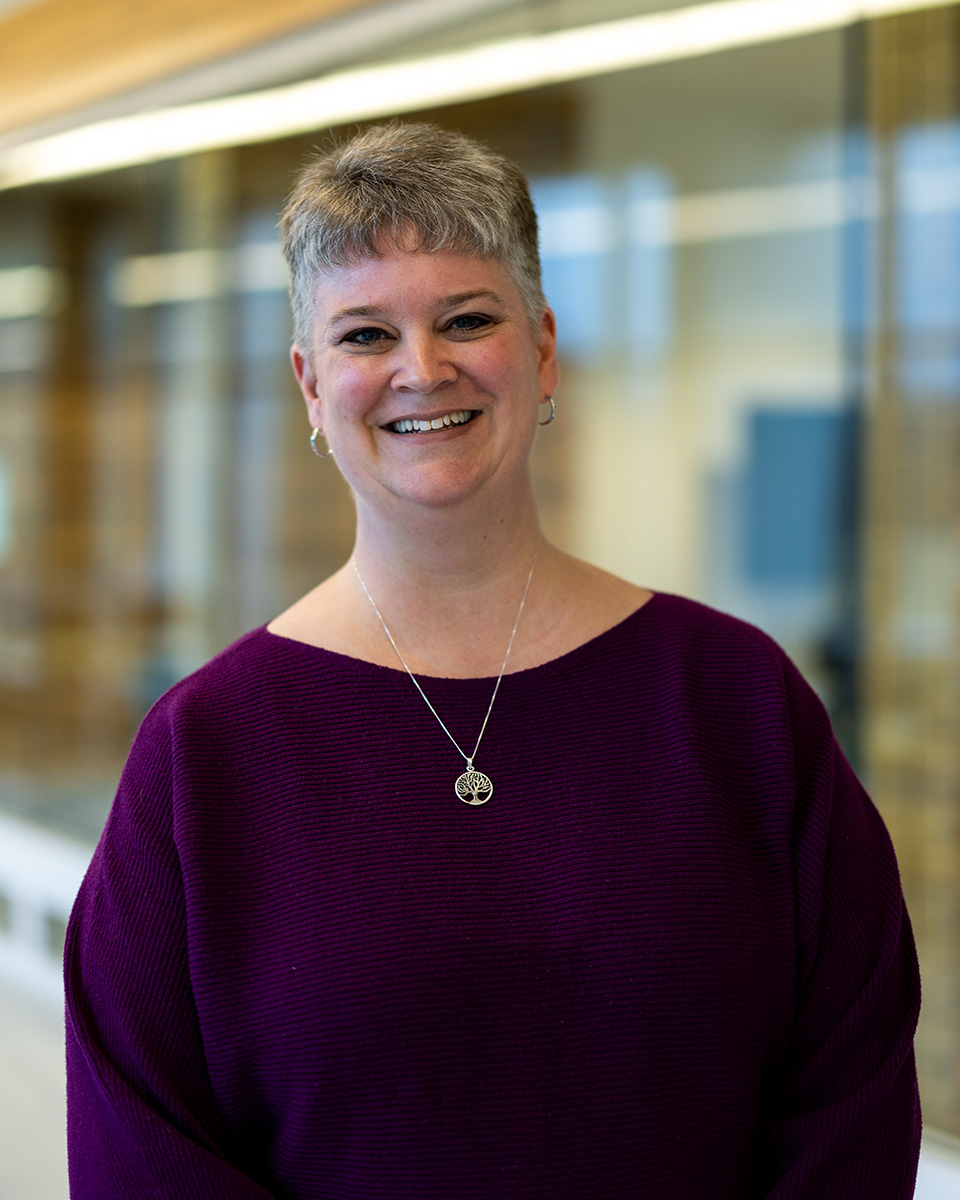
[311,247,520,318]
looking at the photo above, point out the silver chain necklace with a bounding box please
[352,537,540,806]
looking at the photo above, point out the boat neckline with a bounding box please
[259,591,666,684]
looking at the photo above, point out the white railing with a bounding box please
[0,812,93,1006]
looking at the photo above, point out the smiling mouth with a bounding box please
[387,410,478,434]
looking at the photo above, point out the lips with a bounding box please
[387,409,477,434]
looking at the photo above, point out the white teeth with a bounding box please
[391,410,474,433]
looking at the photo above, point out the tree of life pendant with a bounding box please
[456,768,493,806]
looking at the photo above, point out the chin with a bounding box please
[395,482,488,511]
[386,463,503,512]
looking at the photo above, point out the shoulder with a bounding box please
[142,626,275,722]
[113,626,358,828]
[540,552,785,683]
[129,625,342,761]
[621,593,832,747]
[643,595,787,662]
[112,629,268,782]
[539,568,816,731]
[630,592,792,675]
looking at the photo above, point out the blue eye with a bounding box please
[343,327,391,345]
[447,313,493,333]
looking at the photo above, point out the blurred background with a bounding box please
[1,0,960,1194]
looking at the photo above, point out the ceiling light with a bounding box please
[0,0,952,189]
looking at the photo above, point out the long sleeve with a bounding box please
[65,706,275,1199]
[62,606,921,1199]
[758,656,921,1197]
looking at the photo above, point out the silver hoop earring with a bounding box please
[538,395,556,426]
[310,427,333,458]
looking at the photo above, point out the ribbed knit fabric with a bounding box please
[65,594,921,1199]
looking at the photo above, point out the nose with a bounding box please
[391,332,457,394]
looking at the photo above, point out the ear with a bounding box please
[537,308,560,398]
[290,344,323,432]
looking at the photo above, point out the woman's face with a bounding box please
[291,245,558,517]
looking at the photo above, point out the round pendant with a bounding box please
[455,769,493,806]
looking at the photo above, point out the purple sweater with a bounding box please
[65,594,921,1198]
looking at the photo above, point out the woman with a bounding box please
[66,123,920,1198]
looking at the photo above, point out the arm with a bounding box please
[760,661,921,1198]
[65,708,275,1199]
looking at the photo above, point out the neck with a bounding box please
[348,485,545,677]
[353,478,540,594]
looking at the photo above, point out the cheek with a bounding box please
[468,341,535,391]
[322,362,386,422]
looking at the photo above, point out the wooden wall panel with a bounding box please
[861,3,960,1135]
[0,0,378,136]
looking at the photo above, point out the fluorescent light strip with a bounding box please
[7,161,960,313]
[108,243,288,306]
[0,0,953,189]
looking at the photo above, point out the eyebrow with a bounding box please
[327,305,385,323]
[327,290,505,325]
[442,289,505,307]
